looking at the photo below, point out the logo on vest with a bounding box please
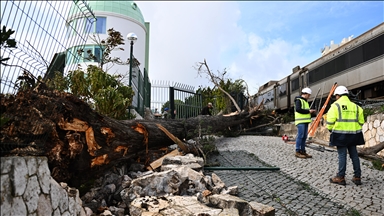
[342,105,347,110]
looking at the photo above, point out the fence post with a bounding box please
[169,87,175,119]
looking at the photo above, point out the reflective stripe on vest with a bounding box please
[326,102,362,134]
[295,98,311,125]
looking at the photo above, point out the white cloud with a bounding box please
[138,1,316,95]
[138,1,243,90]
[137,1,383,95]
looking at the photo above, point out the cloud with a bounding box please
[138,1,243,90]
[138,1,317,95]
[222,33,314,94]
[138,1,383,95]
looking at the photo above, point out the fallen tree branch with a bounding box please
[358,141,384,164]
[242,116,281,132]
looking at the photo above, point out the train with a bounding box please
[253,22,384,113]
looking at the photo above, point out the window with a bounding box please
[279,83,287,97]
[308,34,384,85]
[264,90,274,103]
[83,47,93,62]
[291,78,299,93]
[83,45,103,63]
[132,2,138,10]
[95,17,106,34]
[94,47,102,62]
[83,17,106,34]
[67,45,104,64]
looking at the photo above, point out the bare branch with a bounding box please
[243,116,281,132]
[196,59,242,112]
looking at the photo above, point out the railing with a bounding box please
[1,0,96,94]
[151,80,202,119]
[0,0,95,154]
[130,56,150,117]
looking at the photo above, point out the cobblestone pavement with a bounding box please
[204,136,384,216]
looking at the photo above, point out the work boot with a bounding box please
[301,151,312,158]
[330,176,346,185]
[295,152,306,159]
[352,176,362,185]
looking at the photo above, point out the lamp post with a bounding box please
[127,32,137,87]
[127,33,137,119]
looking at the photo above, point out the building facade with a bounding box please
[65,1,151,115]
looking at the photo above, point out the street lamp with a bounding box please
[127,32,137,87]
[127,33,137,119]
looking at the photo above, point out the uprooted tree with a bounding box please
[1,58,382,189]
[0,58,274,187]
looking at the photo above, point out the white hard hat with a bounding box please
[334,86,348,96]
[302,87,312,94]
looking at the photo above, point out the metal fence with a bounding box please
[131,57,150,117]
[151,80,202,119]
[0,0,95,154]
[1,0,96,94]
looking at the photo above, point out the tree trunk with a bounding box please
[358,141,384,163]
[0,88,259,187]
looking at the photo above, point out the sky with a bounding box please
[136,1,383,95]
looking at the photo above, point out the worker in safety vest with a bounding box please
[294,87,317,159]
[327,86,365,185]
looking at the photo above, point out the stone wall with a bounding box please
[279,113,384,157]
[363,113,384,154]
[0,156,86,216]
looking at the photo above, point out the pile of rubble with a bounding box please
[80,153,275,216]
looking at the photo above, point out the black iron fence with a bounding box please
[0,0,95,154]
[151,81,202,119]
[130,58,150,117]
[150,80,249,119]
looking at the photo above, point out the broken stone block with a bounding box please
[248,201,275,216]
[161,153,204,172]
[130,195,224,216]
[220,186,238,196]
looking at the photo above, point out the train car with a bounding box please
[275,76,290,111]
[255,22,384,112]
[256,80,277,110]
[303,22,384,107]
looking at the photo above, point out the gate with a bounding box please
[151,81,202,119]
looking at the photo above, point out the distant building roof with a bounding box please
[68,1,145,27]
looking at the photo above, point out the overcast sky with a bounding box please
[137,1,383,95]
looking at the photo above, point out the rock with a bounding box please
[99,209,113,216]
[248,201,275,216]
[129,195,224,216]
[77,153,274,215]
[220,186,238,196]
[161,153,205,171]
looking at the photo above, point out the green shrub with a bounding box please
[282,112,294,123]
[0,115,9,127]
[372,160,383,171]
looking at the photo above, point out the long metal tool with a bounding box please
[308,82,338,138]
[204,167,280,171]
[309,88,321,109]
[317,83,325,113]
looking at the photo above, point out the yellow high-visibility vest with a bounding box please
[326,96,364,133]
[295,98,311,125]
